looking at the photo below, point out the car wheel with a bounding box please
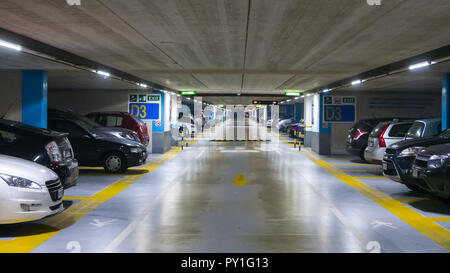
[406,184,424,192]
[103,152,127,173]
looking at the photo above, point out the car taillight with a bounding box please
[353,130,368,141]
[378,124,390,148]
[45,141,63,164]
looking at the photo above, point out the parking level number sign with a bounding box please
[129,103,160,120]
[324,105,355,122]
[323,95,356,123]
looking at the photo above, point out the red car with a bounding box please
[86,112,149,146]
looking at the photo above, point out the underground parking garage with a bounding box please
[0,0,449,266]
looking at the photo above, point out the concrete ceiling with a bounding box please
[0,0,449,101]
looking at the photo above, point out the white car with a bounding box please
[0,155,64,224]
[364,120,414,163]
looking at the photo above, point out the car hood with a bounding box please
[93,129,144,148]
[389,136,450,150]
[97,127,140,142]
[0,155,58,185]
[419,143,450,157]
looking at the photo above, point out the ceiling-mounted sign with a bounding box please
[285,91,301,96]
[128,93,161,121]
[181,91,196,95]
[323,96,356,123]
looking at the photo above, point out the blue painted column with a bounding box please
[22,70,47,128]
[443,73,450,130]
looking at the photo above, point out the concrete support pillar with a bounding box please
[151,90,171,154]
[22,70,47,128]
[442,73,450,130]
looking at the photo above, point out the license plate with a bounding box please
[412,169,419,179]
[382,162,388,171]
[57,188,64,199]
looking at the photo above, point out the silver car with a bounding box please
[364,120,414,163]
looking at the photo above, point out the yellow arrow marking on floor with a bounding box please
[231,174,249,187]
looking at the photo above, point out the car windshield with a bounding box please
[405,122,425,139]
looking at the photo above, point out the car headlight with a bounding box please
[398,147,424,158]
[0,174,42,189]
[428,154,449,169]
[129,147,141,153]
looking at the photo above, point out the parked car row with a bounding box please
[0,109,148,224]
[347,117,450,200]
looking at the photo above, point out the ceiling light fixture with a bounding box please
[409,61,430,70]
[351,80,362,86]
[0,39,22,51]
[96,70,110,78]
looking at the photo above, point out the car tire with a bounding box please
[406,184,424,192]
[103,152,127,173]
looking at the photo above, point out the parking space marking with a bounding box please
[273,134,450,251]
[0,128,215,253]
[301,149,450,251]
[0,146,185,253]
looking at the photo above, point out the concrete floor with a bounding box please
[0,126,450,253]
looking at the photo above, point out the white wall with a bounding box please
[0,71,22,122]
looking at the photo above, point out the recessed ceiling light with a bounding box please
[0,39,22,51]
[409,61,430,70]
[96,70,110,78]
[351,80,362,86]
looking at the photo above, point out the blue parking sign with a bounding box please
[129,103,160,120]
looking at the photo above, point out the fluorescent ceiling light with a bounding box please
[322,89,331,93]
[351,80,362,86]
[138,83,148,88]
[0,39,22,51]
[96,70,110,77]
[409,61,430,70]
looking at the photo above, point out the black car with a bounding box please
[49,108,141,143]
[47,116,147,173]
[0,119,79,189]
[411,143,450,200]
[346,118,409,161]
[382,128,450,191]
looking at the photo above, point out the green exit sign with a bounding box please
[285,91,301,96]
[343,97,356,104]
[181,91,196,95]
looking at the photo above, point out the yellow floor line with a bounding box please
[272,133,450,250]
[353,176,388,179]
[429,217,450,222]
[0,145,185,253]
[301,149,450,251]
[332,163,377,167]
